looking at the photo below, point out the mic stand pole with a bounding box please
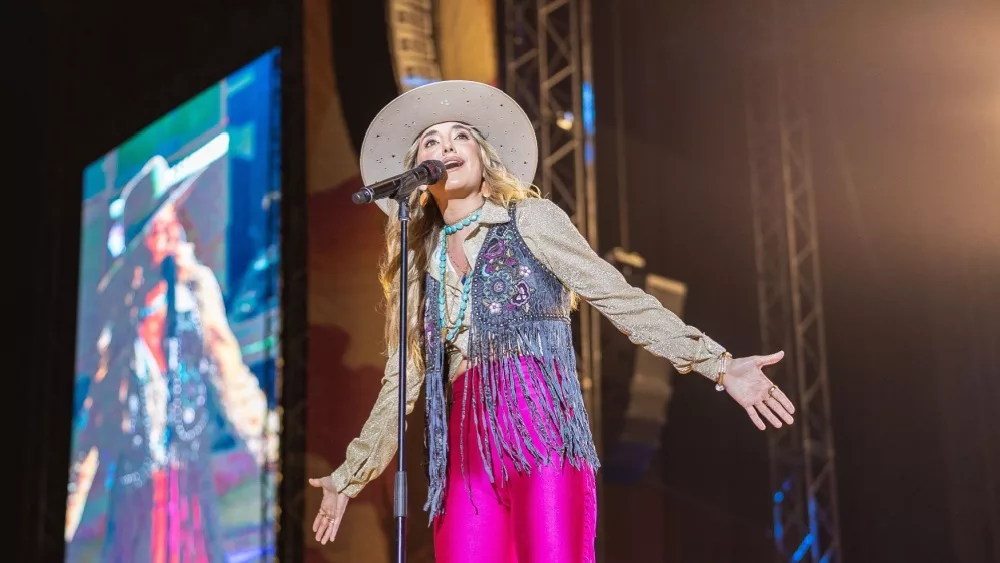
[394,195,410,563]
[162,255,178,563]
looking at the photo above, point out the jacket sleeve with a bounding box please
[330,348,423,497]
[190,263,277,465]
[517,198,728,380]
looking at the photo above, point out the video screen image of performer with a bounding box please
[66,52,281,563]
[309,80,796,561]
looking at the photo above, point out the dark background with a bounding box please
[21,0,999,562]
[590,2,1000,561]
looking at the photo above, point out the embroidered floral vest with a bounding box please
[421,204,599,520]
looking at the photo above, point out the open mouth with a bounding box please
[443,158,464,171]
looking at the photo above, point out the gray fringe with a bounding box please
[422,277,449,521]
[422,300,599,522]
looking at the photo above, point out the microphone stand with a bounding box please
[393,193,411,563]
[161,255,178,563]
[353,174,431,563]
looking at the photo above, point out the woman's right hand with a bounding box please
[309,476,350,544]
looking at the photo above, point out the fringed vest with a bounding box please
[421,204,599,521]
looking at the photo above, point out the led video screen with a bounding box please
[66,49,282,562]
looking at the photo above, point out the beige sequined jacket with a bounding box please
[330,197,727,497]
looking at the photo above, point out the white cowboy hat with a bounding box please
[359,80,537,187]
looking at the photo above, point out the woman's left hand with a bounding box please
[722,351,795,430]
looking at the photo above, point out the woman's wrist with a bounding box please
[329,464,358,498]
[711,352,733,391]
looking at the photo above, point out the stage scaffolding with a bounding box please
[500,0,601,455]
[744,1,842,562]
[500,0,603,556]
[502,0,842,561]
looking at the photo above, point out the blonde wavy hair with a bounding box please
[378,126,541,377]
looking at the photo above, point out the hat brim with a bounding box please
[359,80,537,188]
[97,169,201,293]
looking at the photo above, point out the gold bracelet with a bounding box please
[714,352,732,392]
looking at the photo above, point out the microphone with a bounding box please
[352,160,445,204]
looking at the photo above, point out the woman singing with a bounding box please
[309,80,795,562]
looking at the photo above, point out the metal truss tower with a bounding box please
[744,1,842,562]
[501,0,601,447]
[501,0,602,557]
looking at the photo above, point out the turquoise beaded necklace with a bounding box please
[438,207,482,343]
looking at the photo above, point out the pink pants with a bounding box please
[432,357,597,563]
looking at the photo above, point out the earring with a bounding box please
[418,190,430,207]
[481,181,492,198]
